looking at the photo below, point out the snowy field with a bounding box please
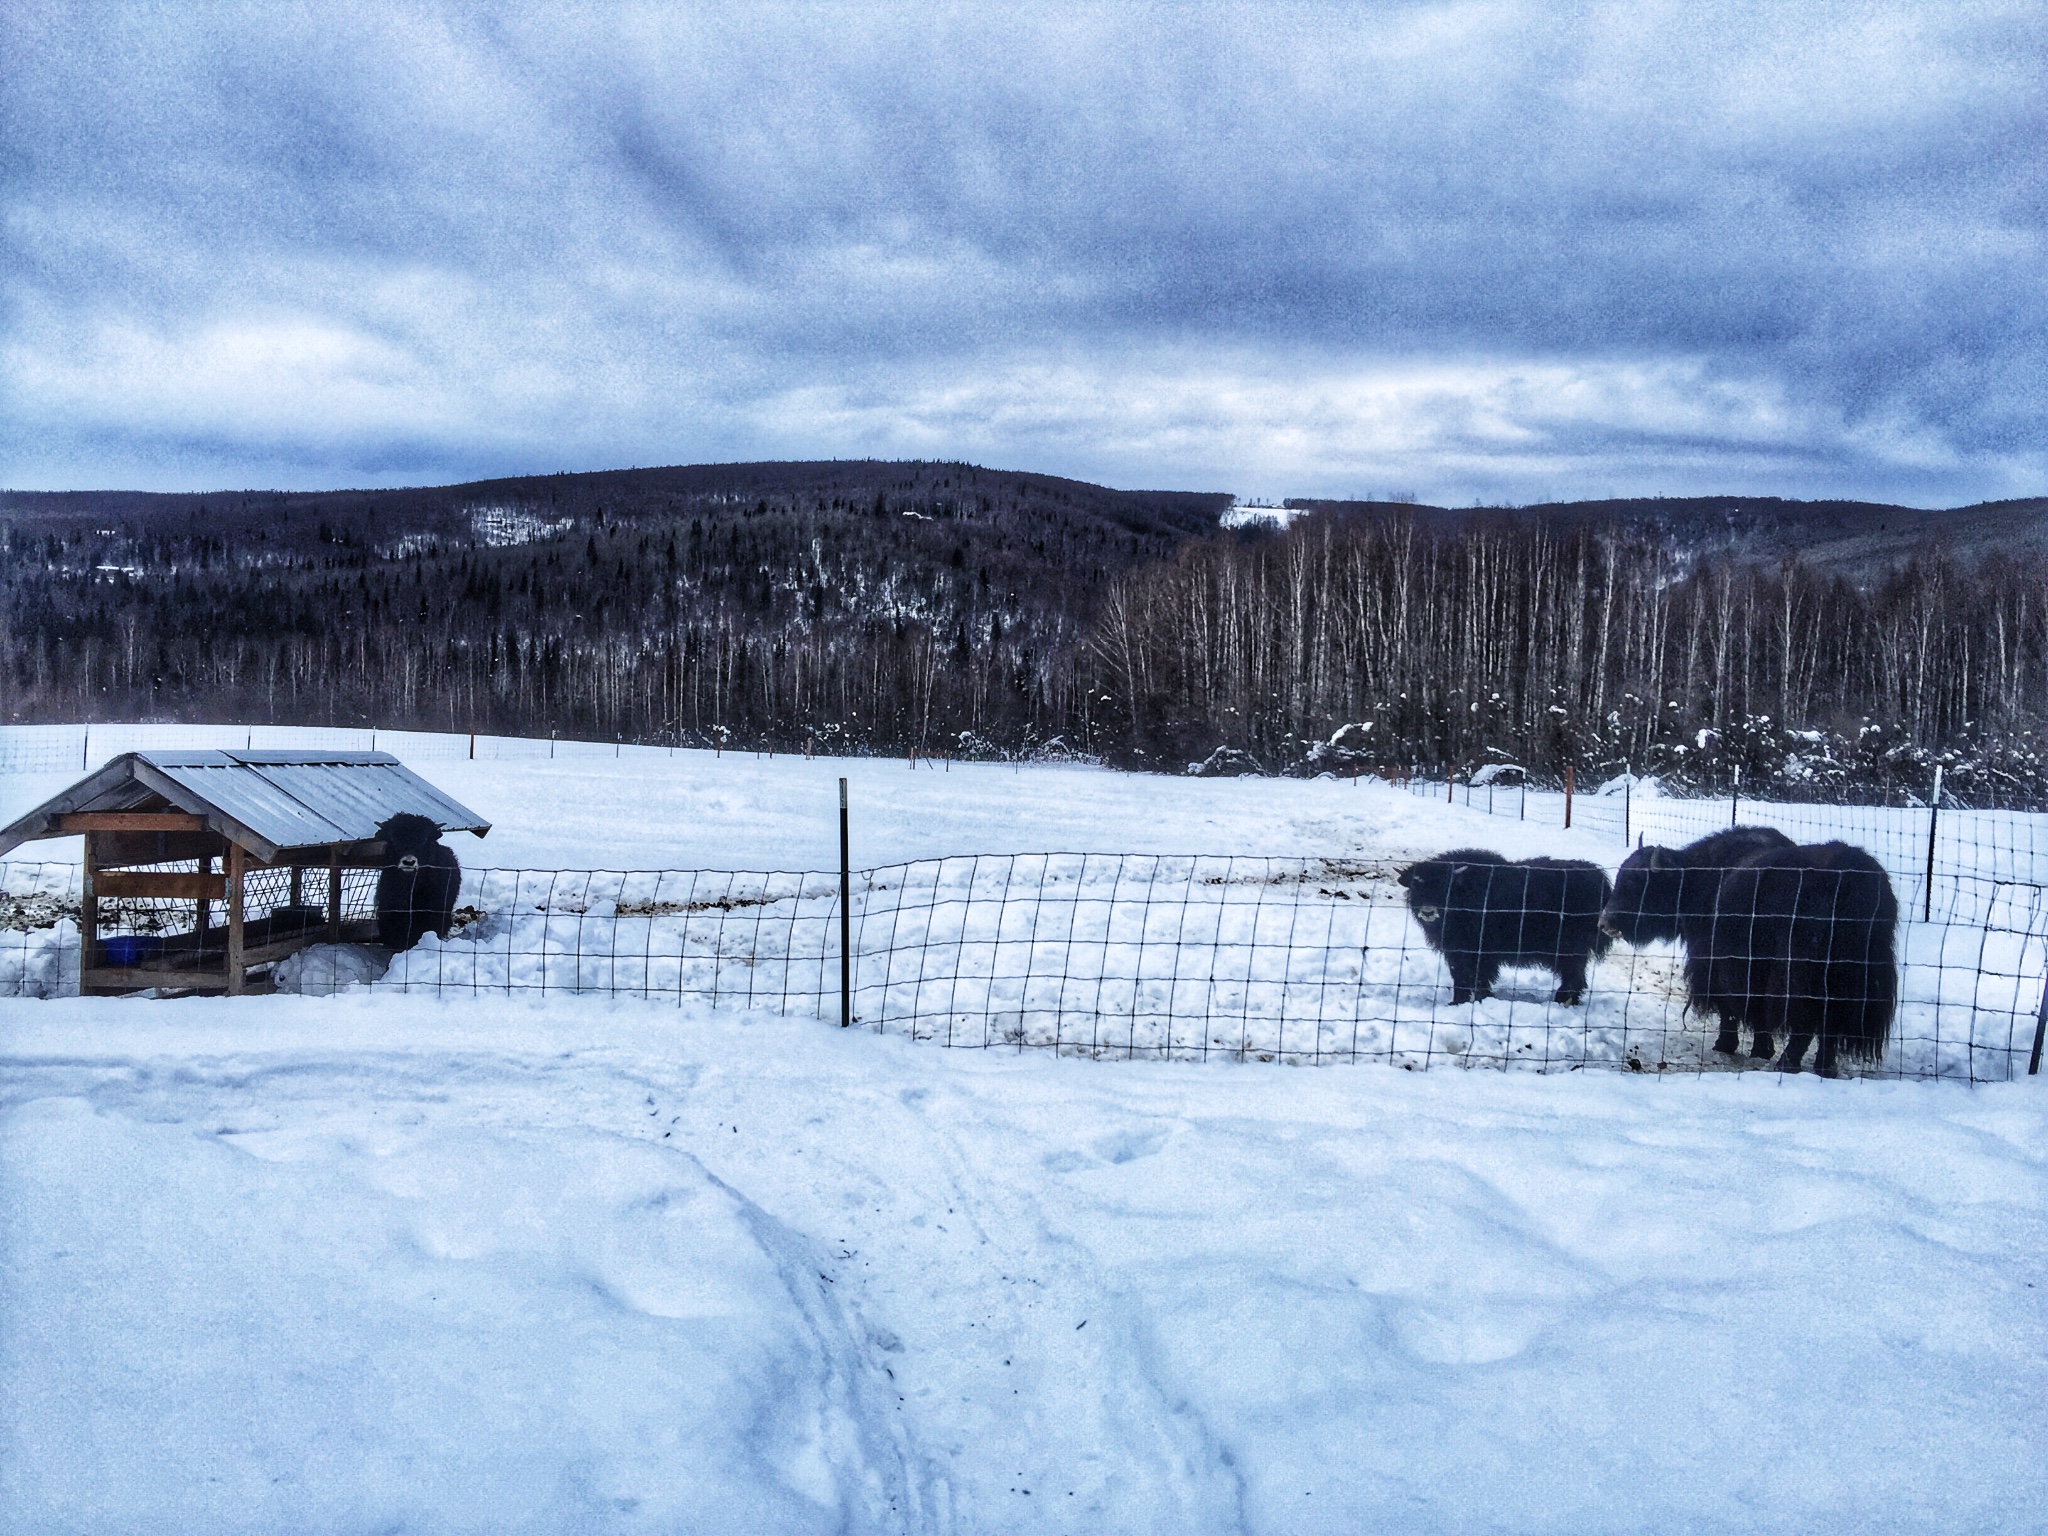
[3,725,2047,1531]
[4,725,2045,1081]
[4,997,2044,1533]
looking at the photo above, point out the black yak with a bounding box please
[1601,826,1798,1054]
[1701,842,1898,1075]
[1603,830,1897,1074]
[374,812,462,951]
[1398,849,1613,1005]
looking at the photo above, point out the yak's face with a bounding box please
[376,812,444,869]
[1600,848,1682,943]
[1397,859,1459,927]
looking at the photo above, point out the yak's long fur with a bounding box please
[1602,827,1797,1049]
[1603,829,1896,1074]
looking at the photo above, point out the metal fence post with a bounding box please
[2030,966,2047,1076]
[1923,763,1943,924]
[1564,763,1573,829]
[1730,766,1740,828]
[839,777,852,1028]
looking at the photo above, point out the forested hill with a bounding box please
[1,461,1226,568]
[0,461,1230,758]
[5,464,2046,802]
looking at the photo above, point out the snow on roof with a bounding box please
[0,749,489,861]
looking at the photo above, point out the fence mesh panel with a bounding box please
[7,854,2044,1082]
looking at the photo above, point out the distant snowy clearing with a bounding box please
[2,997,2042,1534]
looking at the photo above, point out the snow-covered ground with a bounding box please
[3,725,2047,1530]
[3,996,2043,1534]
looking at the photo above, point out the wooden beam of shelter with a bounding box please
[94,871,228,900]
[56,812,207,833]
[91,830,227,867]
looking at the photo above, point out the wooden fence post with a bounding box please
[79,833,98,994]
[225,844,246,997]
[327,846,342,941]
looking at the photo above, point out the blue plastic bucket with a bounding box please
[103,934,164,966]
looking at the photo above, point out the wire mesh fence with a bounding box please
[7,853,2045,1082]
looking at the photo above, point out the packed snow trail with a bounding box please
[4,994,2044,1534]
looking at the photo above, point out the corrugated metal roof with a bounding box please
[0,749,490,860]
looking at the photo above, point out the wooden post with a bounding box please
[289,863,303,909]
[80,832,99,995]
[1564,763,1574,829]
[196,854,213,942]
[839,777,851,1028]
[327,846,342,941]
[225,844,246,996]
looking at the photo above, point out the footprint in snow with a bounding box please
[1090,1125,1171,1165]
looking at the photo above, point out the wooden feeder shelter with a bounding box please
[0,750,489,996]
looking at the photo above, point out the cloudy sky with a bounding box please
[3,1,2041,503]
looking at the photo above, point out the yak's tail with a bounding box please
[1831,927,1898,1064]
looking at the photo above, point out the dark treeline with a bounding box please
[4,465,2044,804]
[1097,513,2048,803]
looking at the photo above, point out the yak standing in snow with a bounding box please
[374,812,462,951]
[1699,842,1898,1075]
[1398,849,1613,1005]
[1602,829,1897,1074]
[1601,826,1797,1053]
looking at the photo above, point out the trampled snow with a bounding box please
[3,998,2043,1533]
[3,726,2047,1531]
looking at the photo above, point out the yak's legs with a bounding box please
[1552,955,1590,1006]
[1775,1032,1815,1073]
[1448,955,1496,1005]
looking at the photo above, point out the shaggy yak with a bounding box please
[1601,826,1797,1052]
[1603,830,1897,1074]
[1397,849,1613,1005]
[1700,842,1898,1075]
[374,812,462,951]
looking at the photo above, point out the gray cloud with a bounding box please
[3,0,2041,502]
